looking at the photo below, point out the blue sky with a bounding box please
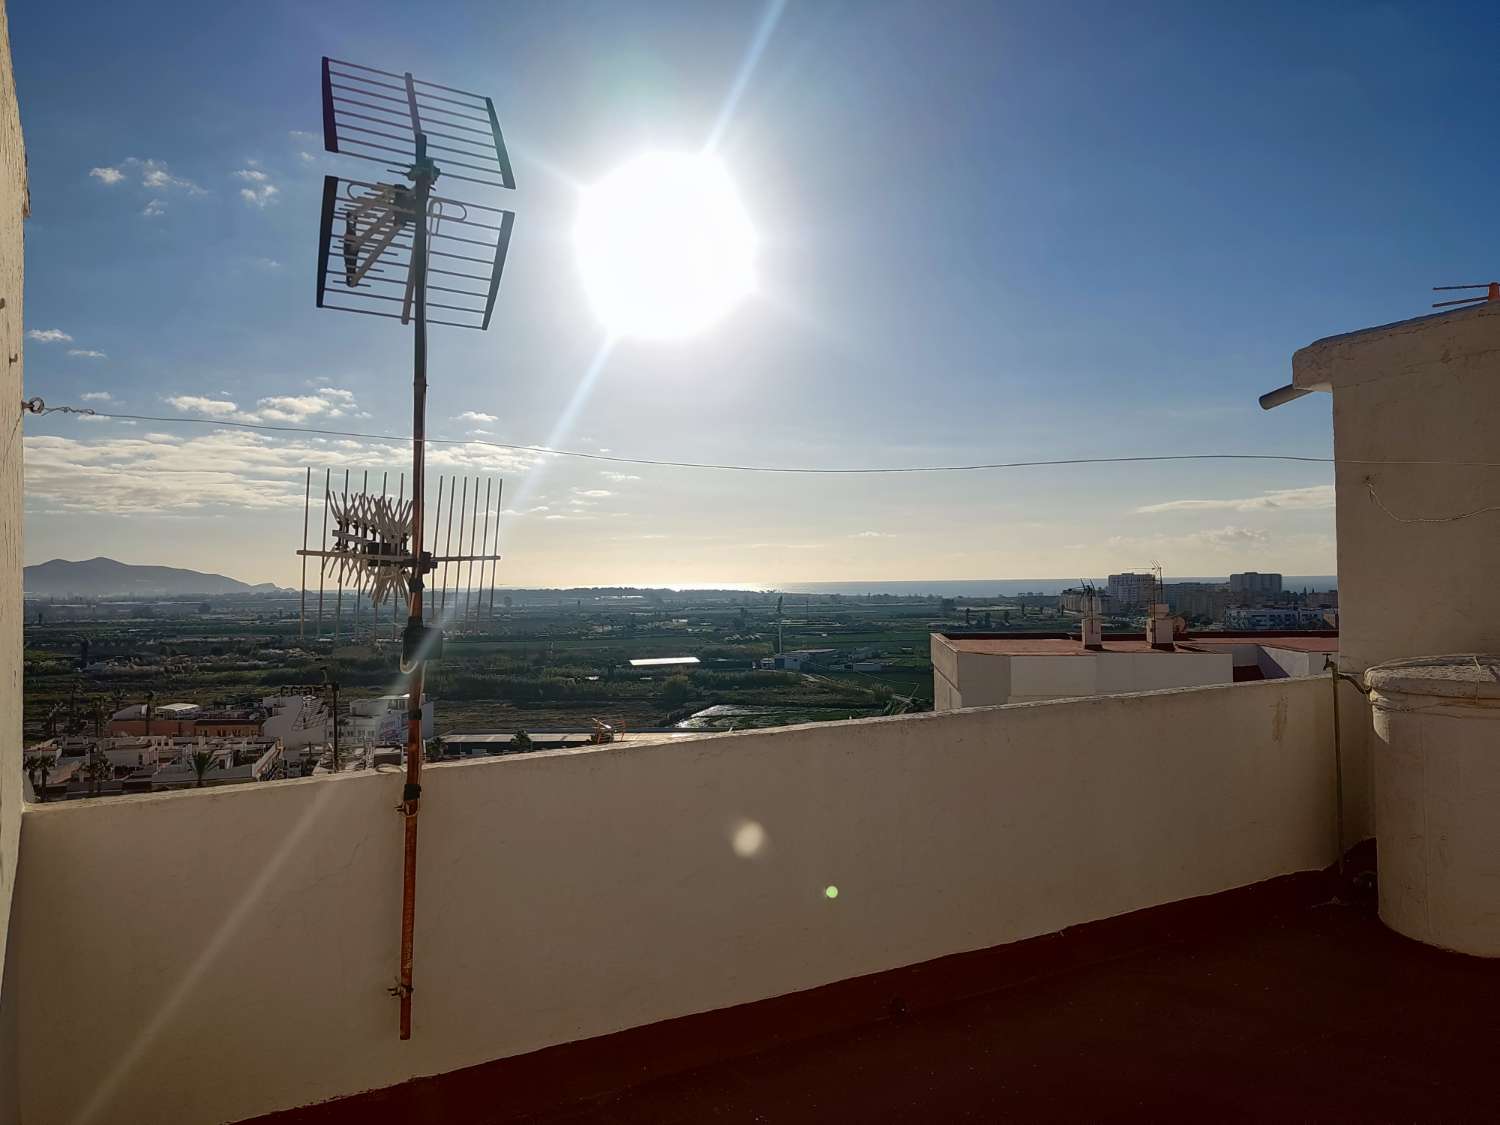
[11,1,1497,587]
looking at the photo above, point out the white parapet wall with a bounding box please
[0,8,25,1120]
[11,678,1335,1125]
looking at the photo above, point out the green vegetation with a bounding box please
[21,586,1077,741]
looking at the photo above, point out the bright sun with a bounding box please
[574,151,757,340]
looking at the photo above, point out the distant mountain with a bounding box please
[23,557,287,598]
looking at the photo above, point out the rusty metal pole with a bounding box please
[397,110,436,1040]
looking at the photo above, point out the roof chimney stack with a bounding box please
[1082,586,1104,650]
[1147,603,1174,650]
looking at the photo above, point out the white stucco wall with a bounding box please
[1007,651,1232,702]
[0,6,24,1121]
[1293,301,1500,841]
[931,636,1231,708]
[13,679,1334,1124]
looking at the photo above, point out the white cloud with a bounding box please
[1136,485,1335,515]
[1105,525,1272,554]
[457,411,497,423]
[601,471,640,482]
[234,164,280,207]
[165,395,239,417]
[253,257,281,270]
[851,530,895,538]
[68,348,107,359]
[240,183,279,208]
[25,430,364,515]
[139,159,203,194]
[288,130,320,144]
[1189,525,1271,548]
[573,488,612,499]
[255,389,354,421]
[80,391,112,401]
[26,328,72,343]
[91,159,205,215]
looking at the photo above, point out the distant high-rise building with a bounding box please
[1229,572,1282,597]
[1107,572,1155,608]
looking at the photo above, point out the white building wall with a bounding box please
[1008,652,1232,702]
[345,694,434,744]
[12,679,1335,1125]
[932,642,1233,709]
[0,8,24,1120]
[261,694,330,751]
[1292,301,1500,842]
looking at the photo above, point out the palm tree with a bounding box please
[82,751,112,798]
[23,754,52,802]
[188,750,216,788]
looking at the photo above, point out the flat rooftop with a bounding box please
[940,632,1340,657]
[945,637,1186,655]
[261,869,1500,1123]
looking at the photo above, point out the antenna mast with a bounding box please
[312,54,516,1040]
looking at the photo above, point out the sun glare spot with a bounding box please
[574,151,757,340]
[731,818,766,858]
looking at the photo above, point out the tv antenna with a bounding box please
[312,55,516,1040]
[296,466,504,643]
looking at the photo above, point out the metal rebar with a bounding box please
[451,477,470,623]
[439,474,456,613]
[300,467,311,640]
[465,476,480,623]
[488,478,502,620]
[395,471,405,637]
[476,478,492,627]
[317,469,330,638]
[334,468,349,643]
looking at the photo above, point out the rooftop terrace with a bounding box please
[257,861,1500,1124]
[3,19,1500,1122]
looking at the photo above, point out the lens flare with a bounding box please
[574,152,756,340]
[731,819,766,857]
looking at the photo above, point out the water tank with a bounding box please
[1368,654,1500,956]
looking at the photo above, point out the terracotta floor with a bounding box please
[530,899,1500,1123]
[257,866,1500,1125]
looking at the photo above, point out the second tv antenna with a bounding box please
[313,54,516,1041]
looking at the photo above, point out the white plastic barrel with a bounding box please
[1368,654,1500,956]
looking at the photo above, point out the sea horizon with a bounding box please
[643,576,1339,597]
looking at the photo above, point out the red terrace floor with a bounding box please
[257,862,1500,1124]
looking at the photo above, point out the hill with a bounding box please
[23,557,283,598]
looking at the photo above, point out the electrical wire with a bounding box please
[20,397,1500,475]
[1365,480,1500,523]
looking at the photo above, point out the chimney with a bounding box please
[1146,603,1174,649]
[1081,605,1104,650]
[1079,585,1104,650]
